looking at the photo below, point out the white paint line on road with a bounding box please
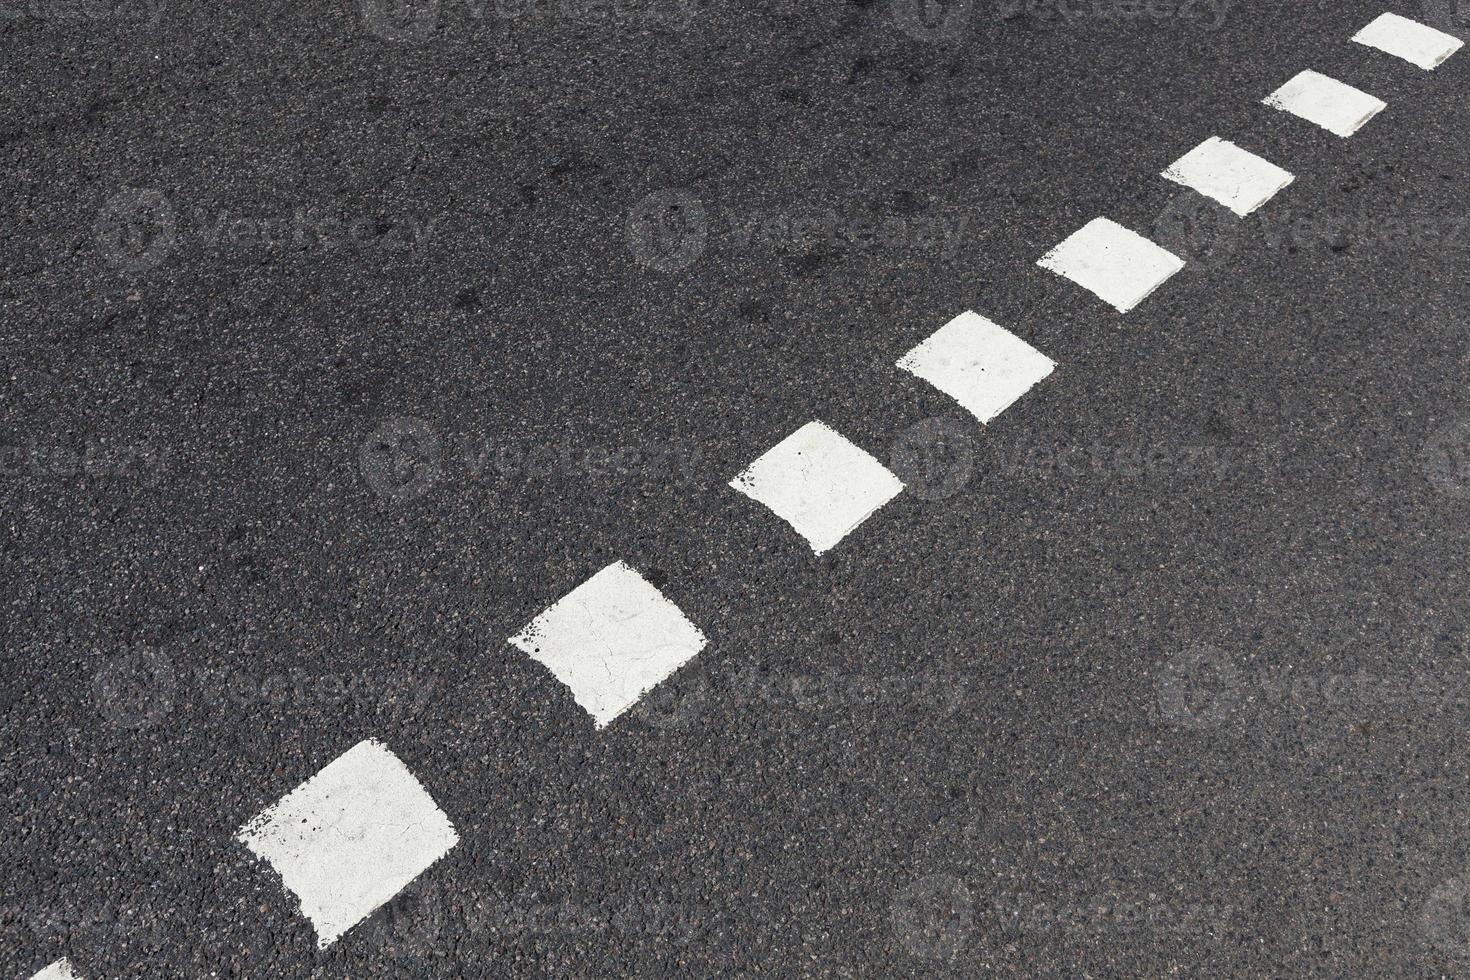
[1161,137,1295,217]
[1036,217,1185,313]
[897,310,1056,424]
[1262,70,1386,137]
[1353,11,1463,69]
[508,560,708,728]
[236,738,459,949]
[30,959,80,980]
[729,420,905,555]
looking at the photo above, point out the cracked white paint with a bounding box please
[508,560,708,728]
[235,738,459,948]
[1161,137,1295,217]
[897,310,1056,424]
[1037,217,1184,313]
[30,959,80,980]
[1262,70,1386,138]
[1353,11,1462,69]
[729,420,904,554]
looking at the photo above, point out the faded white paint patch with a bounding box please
[236,738,459,949]
[1353,11,1463,69]
[1262,70,1386,137]
[1036,217,1185,313]
[897,310,1056,424]
[30,959,80,980]
[729,420,904,555]
[508,560,708,728]
[1161,137,1295,217]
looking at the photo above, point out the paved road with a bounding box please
[6,0,1470,975]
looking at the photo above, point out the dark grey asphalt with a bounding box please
[6,0,1470,975]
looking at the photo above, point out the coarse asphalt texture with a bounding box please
[6,0,1470,975]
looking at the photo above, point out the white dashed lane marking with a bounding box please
[1162,137,1295,217]
[897,310,1056,424]
[1263,70,1387,138]
[30,959,80,980]
[1037,217,1186,313]
[729,420,905,555]
[1353,11,1463,69]
[235,738,459,949]
[508,560,708,728]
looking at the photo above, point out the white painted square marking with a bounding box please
[1161,137,1295,217]
[236,738,459,949]
[31,960,80,980]
[1353,11,1463,69]
[729,420,904,555]
[897,311,1056,424]
[1036,217,1185,313]
[1262,70,1386,137]
[508,560,708,728]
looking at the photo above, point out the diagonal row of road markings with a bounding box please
[26,10,1466,976]
[502,8,1464,742]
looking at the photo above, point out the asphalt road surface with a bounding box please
[6,0,1470,975]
